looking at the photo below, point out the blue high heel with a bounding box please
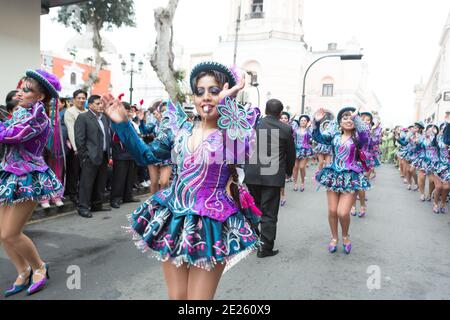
[328,239,338,253]
[27,263,50,296]
[343,237,352,254]
[4,267,32,297]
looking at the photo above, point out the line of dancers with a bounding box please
[396,121,450,213]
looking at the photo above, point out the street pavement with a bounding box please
[1,164,450,300]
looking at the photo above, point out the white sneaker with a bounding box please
[41,202,51,209]
[140,181,149,188]
[55,200,64,207]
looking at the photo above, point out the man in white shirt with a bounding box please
[64,89,87,204]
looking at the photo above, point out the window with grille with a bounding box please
[322,84,334,97]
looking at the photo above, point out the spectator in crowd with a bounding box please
[110,102,140,209]
[75,95,111,218]
[64,89,88,204]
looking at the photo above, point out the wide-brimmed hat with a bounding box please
[25,69,61,98]
[337,107,356,123]
[299,114,311,122]
[189,61,237,93]
[414,121,425,129]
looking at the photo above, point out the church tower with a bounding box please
[215,0,308,113]
[225,0,305,42]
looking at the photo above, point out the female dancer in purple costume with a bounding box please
[1,70,64,297]
[292,115,314,192]
[314,120,333,171]
[102,62,261,300]
[313,107,370,254]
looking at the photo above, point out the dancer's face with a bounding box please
[194,75,221,121]
[361,115,372,126]
[323,122,329,130]
[340,111,355,131]
[280,114,289,124]
[17,79,45,108]
[300,118,308,128]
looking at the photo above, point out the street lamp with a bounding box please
[301,53,363,114]
[121,53,144,105]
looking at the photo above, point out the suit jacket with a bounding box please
[244,115,296,187]
[75,110,111,166]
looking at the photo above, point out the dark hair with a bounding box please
[122,102,131,111]
[192,70,227,93]
[88,95,101,105]
[281,111,290,120]
[265,99,283,117]
[5,90,18,104]
[73,89,88,99]
[6,100,19,113]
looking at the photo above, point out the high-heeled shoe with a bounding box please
[300,184,305,192]
[280,199,286,207]
[328,239,338,253]
[358,206,366,218]
[350,206,357,217]
[433,204,440,214]
[4,267,32,297]
[27,263,50,295]
[342,237,352,254]
[293,184,299,192]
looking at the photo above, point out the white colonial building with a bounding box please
[414,12,450,124]
[183,0,381,118]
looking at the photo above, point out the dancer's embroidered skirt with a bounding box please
[314,143,332,155]
[315,167,370,193]
[125,198,261,272]
[0,168,64,206]
[296,147,314,159]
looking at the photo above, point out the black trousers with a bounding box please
[65,149,80,198]
[246,184,281,252]
[111,160,136,202]
[78,152,108,211]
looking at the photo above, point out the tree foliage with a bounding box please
[57,0,136,91]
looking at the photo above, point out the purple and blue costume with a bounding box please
[293,124,314,159]
[312,116,371,193]
[112,99,261,271]
[0,102,64,205]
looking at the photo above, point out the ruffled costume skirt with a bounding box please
[0,168,64,206]
[124,196,261,272]
[314,143,332,155]
[296,147,314,159]
[315,167,371,193]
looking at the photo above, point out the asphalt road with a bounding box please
[1,164,449,300]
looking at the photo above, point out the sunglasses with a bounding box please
[194,86,221,97]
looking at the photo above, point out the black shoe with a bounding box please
[91,206,112,212]
[110,201,120,209]
[257,249,279,258]
[78,210,93,218]
[123,198,140,203]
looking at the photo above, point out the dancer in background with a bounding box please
[312,107,370,254]
[1,70,64,297]
[292,115,314,192]
[313,120,333,171]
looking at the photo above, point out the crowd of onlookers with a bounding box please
[0,89,168,218]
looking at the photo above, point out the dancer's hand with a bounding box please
[137,109,145,121]
[314,108,325,122]
[219,76,245,101]
[102,93,128,123]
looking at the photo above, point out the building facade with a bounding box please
[415,12,450,124]
[184,0,381,118]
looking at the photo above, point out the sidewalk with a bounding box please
[30,187,150,223]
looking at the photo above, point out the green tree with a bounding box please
[57,0,136,92]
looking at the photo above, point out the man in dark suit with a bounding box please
[110,102,140,209]
[244,99,296,258]
[75,95,112,218]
